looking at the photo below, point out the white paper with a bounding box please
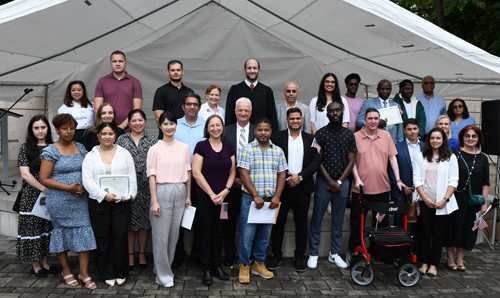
[247,202,279,224]
[31,193,51,221]
[181,205,197,230]
[378,106,403,126]
[98,175,130,199]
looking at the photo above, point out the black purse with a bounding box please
[458,151,485,206]
[12,188,22,213]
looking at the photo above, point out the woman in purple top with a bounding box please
[192,115,236,286]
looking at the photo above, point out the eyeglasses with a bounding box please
[184,102,199,107]
[285,90,298,93]
[453,104,464,109]
[423,81,435,85]
[464,134,479,139]
[348,83,359,87]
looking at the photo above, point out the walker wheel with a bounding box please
[350,262,374,286]
[397,263,420,287]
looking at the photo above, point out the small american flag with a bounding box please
[311,138,321,154]
[478,216,488,230]
[376,212,386,223]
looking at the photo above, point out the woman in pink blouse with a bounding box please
[147,111,192,288]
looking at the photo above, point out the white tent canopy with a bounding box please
[1,0,499,116]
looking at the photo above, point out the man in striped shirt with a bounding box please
[237,118,287,284]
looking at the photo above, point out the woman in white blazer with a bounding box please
[413,127,458,277]
[82,122,137,287]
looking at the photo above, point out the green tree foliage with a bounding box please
[391,0,500,56]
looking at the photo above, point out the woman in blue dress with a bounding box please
[40,114,97,289]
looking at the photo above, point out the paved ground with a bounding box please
[1,235,500,297]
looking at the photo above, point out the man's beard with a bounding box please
[170,77,181,83]
[246,73,258,81]
[329,117,342,126]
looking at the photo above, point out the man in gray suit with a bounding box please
[221,97,256,266]
[276,82,311,133]
[355,79,403,144]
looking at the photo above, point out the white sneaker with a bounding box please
[307,256,318,268]
[328,252,348,268]
[327,202,332,215]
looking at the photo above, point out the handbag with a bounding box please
[12,188,22,213]
[458,152,485,206]
[407,198,417,224]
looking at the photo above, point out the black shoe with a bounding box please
[202,270,213,286]
[267,256,281,270]
[212,267,229,280]
[31,267,47,278]
[129,252,135,271]
[223,255,234,266]
[295,257,306,272]
[138,252,148,270]
[42,266,59,275]
[172,257,184,268]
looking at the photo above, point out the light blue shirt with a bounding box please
[450,117,476,139]
[174,116,206,158]
[406,138,421,169]
[415,92,446,134]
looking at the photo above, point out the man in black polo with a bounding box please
[152,59,193,137]
[268,108,321,272]
[307,101,357,269]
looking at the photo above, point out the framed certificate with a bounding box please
[98,175,130,199]
[378,106,403,126]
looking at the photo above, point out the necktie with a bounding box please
[238,128,246,154]
[250,83,254,91]
[383,100,387,108]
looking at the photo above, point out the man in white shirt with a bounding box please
[269,108,321,272]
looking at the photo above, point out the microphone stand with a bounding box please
[0,88,33,120]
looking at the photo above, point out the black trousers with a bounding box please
[175,182,200,259]
[419,202,449,266]
[222,189,241,258]
[88,199,130,281]
[271,187,310,258]
[197,194,224,271]
[348,192,390,251]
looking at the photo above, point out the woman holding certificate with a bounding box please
[192,115,236,286]
[116,109,158,270]
[147,111,192,288]
[82,122,137,287]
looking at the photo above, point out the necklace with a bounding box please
[99,146,116,153]
[456,148,477,193]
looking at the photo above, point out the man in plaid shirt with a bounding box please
[237,118,287,284]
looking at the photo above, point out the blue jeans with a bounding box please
[309,175,349,256]
[238,193,273,265]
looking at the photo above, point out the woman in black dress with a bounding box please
[445,125,489,271]
[16,115,57,277]
[116,109,158,270]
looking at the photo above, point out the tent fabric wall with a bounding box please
[0,0,499,108]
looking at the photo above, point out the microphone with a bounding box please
[24,88,33,94]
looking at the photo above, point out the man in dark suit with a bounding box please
[221,97,255,266]
[268,107,321,272]
[389,118,424,226]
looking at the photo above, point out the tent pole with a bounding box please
[44,85,49,117]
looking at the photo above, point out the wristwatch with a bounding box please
[337,180,342,185]
[298,175,303,182]
[444,197,450,202]
[225,186,231,192]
